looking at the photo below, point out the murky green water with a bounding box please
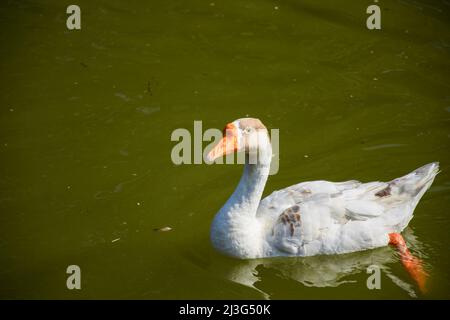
[1,0,449,299]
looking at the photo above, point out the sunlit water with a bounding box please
[0,0,449,299]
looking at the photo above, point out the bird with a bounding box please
[207,118,439,292]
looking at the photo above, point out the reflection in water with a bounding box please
[221,229,426,299]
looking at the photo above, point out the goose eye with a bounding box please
[244,127,252,134]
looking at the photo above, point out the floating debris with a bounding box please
[154,227,172,232]
[115,92,131,102]
[363,144,406,151]
[111,238,120,243]
[136,106,160,115]
[146,81,152,95]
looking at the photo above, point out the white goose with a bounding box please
[207,118,439,291]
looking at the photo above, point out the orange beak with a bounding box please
[207,123,238,162]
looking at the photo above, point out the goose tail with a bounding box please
[381,162,439,232]
[392,162,439,207]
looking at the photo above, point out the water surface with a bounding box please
[0,0,449,299]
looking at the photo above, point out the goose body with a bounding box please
[208,118,439,260]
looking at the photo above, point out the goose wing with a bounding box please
[258,179,394,256]
[265,183,387,256]
[256,179,362,221]
[259,163,439,256]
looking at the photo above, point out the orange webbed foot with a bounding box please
[389,233,428,294]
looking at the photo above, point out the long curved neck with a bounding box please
[211,142,272,258]
[229,157,270,217]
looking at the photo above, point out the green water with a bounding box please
[1,0,449,299]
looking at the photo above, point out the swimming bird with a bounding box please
[207,118,439,292]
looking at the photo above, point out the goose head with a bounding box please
[207,118,271,164]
